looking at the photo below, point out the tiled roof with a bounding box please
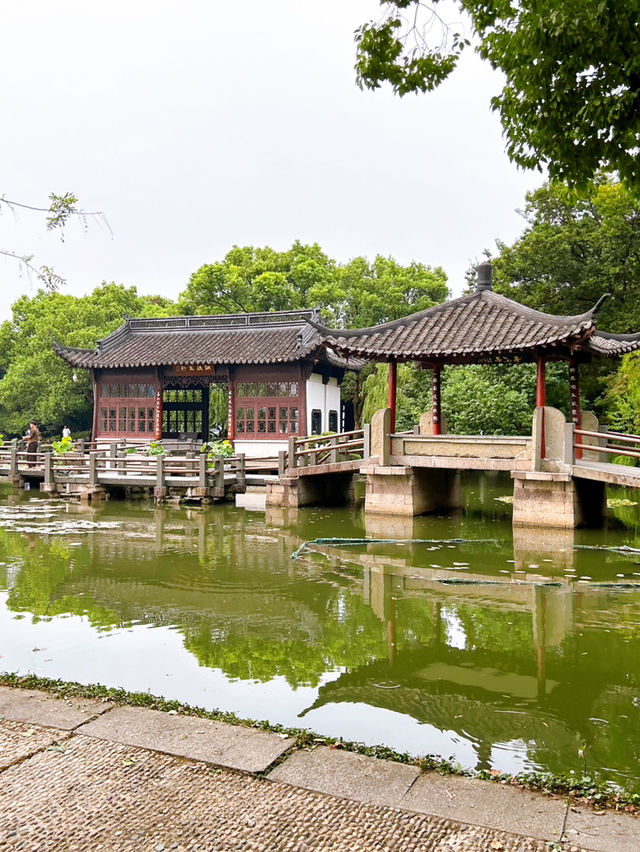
[53,310,350,370]
[314,288,640,362]
[588,330,640,357]
[54,293,640,373]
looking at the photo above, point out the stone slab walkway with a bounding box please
[0,686,638,851]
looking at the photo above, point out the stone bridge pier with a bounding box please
[511,407,607,528]
[363,465,461,517]
[266,471,358,508]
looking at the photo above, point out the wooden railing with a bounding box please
[284,427,370,473]
[0,445,246,491]
[574,427,640,463]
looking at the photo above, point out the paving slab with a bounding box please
[0,685,111,730]
[0,717,69,769]
[268,745,421,808]
[75,704,295,773]
[0,734,551,851]
[563,803,640,852]
[400,771,567,843]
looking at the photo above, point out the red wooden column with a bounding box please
[536,354,547,458]
[388,360,397,434]
[432,364,442,435]
[569,359,582,459]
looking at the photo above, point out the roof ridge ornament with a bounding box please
[476,261,492,292]
[591,292,611,317]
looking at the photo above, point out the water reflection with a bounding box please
[0,476,639,790]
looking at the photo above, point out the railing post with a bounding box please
[236,453,246,490]
[44,452,53,487]
[198,452,207,487]
[215,456,224,490]
[156,454,165,488]
[288,437,297,471]
[89,452,98,485]
[564,422,575,466]
[278,450,287,476]
[363,424,371,461]
[329,435,338,464]
[77,438,85,455]
[10,446,18,477]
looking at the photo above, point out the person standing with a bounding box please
[62,426,71,439]
[26,421,41,466]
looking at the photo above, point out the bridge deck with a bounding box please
[573,459,640,487]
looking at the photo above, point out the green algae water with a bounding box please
[1,473,639,791]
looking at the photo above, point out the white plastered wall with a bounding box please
[234,439,288,458]
[306,373,341,435]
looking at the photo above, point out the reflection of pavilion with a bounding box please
[300,643,572,772]
[300,598,639,776]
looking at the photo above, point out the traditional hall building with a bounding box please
[55,309,355,455]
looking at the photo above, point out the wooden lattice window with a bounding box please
[98,378,157,437]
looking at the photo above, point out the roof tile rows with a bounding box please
[56,325,323,369]
[317,289,640,361]
[53,293,640,373]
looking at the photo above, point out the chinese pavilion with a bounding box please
[54,309,355,455]
[312,262,640,441]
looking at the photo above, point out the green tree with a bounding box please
[179,241,448,327]
[441,363,568,435]
[604,352,640,434]
[362,361,569,435]
[362,363,432,429]
[0,284,176,436]
[485,177,640,418]
[491,179,640,333]
[355,1,640,189]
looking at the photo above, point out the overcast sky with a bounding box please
[0,1,540,322]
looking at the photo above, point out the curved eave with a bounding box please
[310,289,604,341]
[588,331,640,357]
[323,325,594,363]
[52,341,95,368]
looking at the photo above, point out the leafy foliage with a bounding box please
[145,441,166,456]
[1,192,108,290]
[604,352,640,434]
[51,436,74,455]
[491,179,640,332]
[202,440,234,460]
[355,1,640,189]
[486,177,640,420]
[362,363,432,429]
[362,360,570,435]
[0,284,176,437]
[179,241,448,328]
[442,363,569,435]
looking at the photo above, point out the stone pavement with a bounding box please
[0,686,638,852]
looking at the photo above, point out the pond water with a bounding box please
[1,474,639,791]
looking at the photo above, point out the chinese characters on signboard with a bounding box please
[174,364,216,376]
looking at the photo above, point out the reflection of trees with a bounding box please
[306,579,640,786]
[0,505,397,686]
[1,496,640,787]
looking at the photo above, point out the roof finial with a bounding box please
[476,261,492,292]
